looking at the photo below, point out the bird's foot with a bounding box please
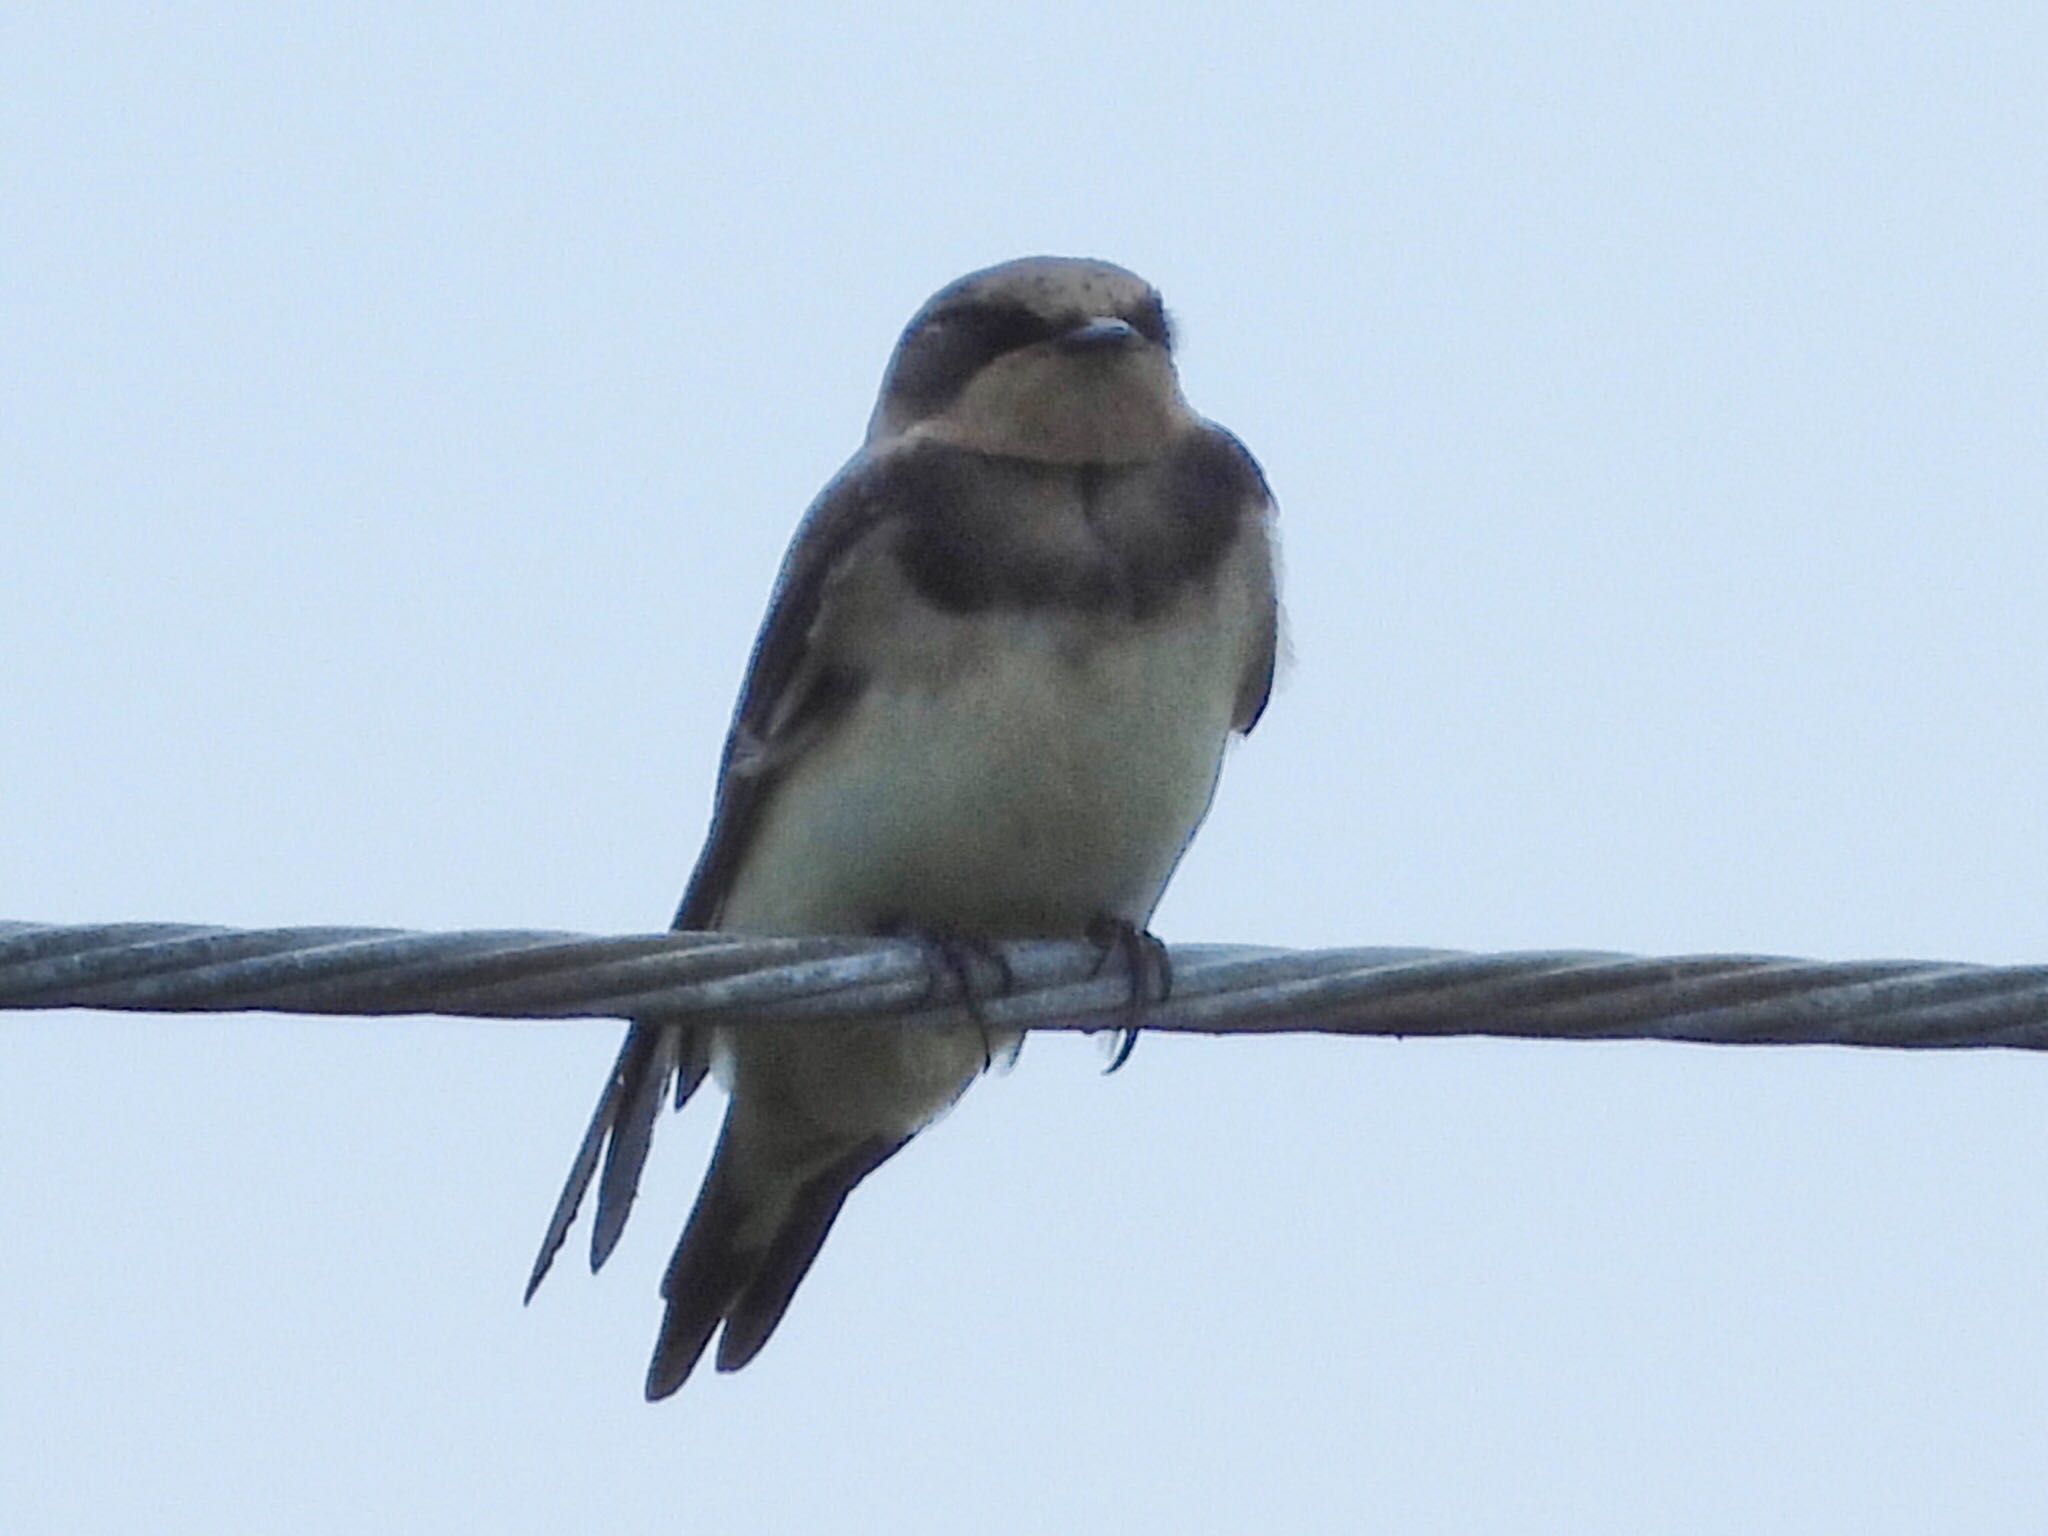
[878,916,1016,1070]
[1085,914,1172,1074]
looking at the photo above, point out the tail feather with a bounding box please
[645,1128,756,1399]
[526,1021,701,1303]
[717,1135,906,1373]
[645,1115,908,1399]
[591,1028,678,1270]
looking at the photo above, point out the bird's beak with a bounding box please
[1057,316,1141,353]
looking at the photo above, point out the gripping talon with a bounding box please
[879,916,1015,1067]
[1086,915,1171,1073]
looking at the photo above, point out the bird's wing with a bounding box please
[1199,424,1279,736]
[672,451,908,929]
[1233,483,1280,735]
[525,445,913,1300]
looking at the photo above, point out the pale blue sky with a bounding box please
[5,5,2047,1532]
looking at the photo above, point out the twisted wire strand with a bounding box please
[5,920,2048,1051]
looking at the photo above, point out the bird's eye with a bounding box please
[887,303,1060,410]
[959,304,1058,357]
[1129,294,1173,349]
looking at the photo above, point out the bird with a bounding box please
[525,255,1280,1398]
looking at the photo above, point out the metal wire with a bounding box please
[6,920,2048,1051]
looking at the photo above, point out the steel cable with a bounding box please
[6,920,2048,1051]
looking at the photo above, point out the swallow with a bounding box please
[528,255,1279,1398]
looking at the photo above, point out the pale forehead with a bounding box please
[926,256,1156,318]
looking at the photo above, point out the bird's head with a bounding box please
[868,256,1188,465]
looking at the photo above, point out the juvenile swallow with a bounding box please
[527,256,1279,1398]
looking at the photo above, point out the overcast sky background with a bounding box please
[5,5,2047,1532]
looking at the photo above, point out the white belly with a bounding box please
[708,538,1262,1138]
[718,604,1241,938]
[709,600,1244,1138]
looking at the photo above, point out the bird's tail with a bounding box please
[645,1105,907,1399]
[526,1020,707,1303]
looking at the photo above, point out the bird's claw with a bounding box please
[1085,914,1172,1073]
[879,917,1016,1069]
